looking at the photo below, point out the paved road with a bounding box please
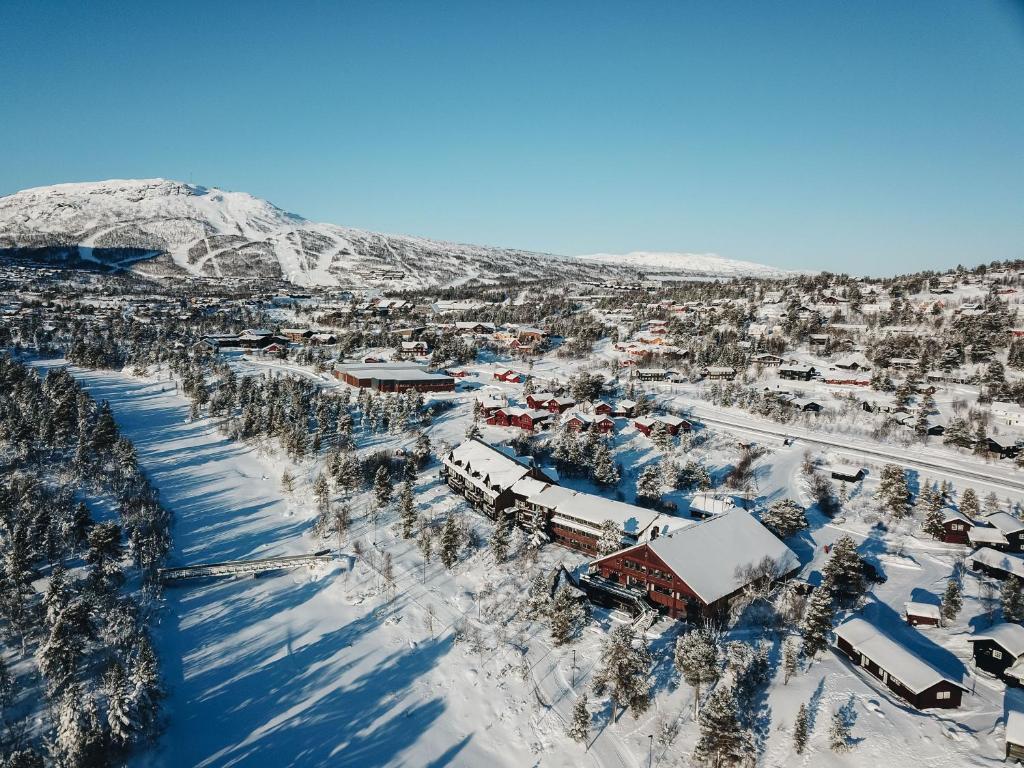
[685,406,1024,494]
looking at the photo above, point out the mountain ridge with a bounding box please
[0,179,784,286]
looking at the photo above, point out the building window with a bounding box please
[936,691,950,700]
[993,649,1004,660]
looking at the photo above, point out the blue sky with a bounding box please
[2,1,1022,274]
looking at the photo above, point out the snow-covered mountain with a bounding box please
[0,179,619,287]
[576,250,789,278]
[0,179,787,286]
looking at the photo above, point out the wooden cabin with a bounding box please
[834,618,967,709]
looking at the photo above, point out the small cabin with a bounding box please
[1007,710,1024,764]
[904,602,940,627]
[967,624,1024,686]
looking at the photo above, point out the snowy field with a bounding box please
[40,361,1024,768]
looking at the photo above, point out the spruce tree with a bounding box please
[596,519,622,556]
[829,709,852,752]
[800,582,835,659]
[793,702,809,754]
[1003,576,1024,623]
[439,512,460,570]
[550,587,586,646]
[921,487,946,539]
[399,480,416,539]
[490,512,511,563]
[313,473,330,515]
[783,638,799,684]
[635,465,662,506]
[567,692,590,743]
[822,536,864,602]
[941,578,962,624]
[876,464,910,518]
[373,465,392,507]
[960,487,980,518]
[104,661,137,746]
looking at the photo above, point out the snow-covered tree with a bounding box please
[793,702,809,754]
[490,512,511,563]
[800,581,835,659]
[783,638,799,684]
[592,442,620,486]
[567,692,590,743]
[399,480,416,539]
[439,512,460,570]
[920,487,946,539]
[373,465,392,507]
[104,661,137,746]
[596,519,622,556]
[591,625,651,719]
[674,628,720,714]
[550,586,587,646]
[829,709,852,752]
[691,685,747,767]
[941,578,962,624]
[1003,577,1024,623]
[822,536,864,602]
[960,487,980,519]
[760,499,807,539]
[635,465,662,506]
[876,463,910,518]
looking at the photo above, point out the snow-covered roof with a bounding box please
[834,618,966,694]
[445,440,536,493]
[1007,710,1024,746]
[968,527,1010,546]
[970,547,1024,578]
[626,510,798,605]
[967,623,1024,658]
[904,602,941,620]
[689,493,738,516]
[984,512,1024,535]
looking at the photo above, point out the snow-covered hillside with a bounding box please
[0,179,791,287]
[0,179,618,288]
[577,250,792,278]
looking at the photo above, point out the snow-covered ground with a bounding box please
[37,357,1024,768]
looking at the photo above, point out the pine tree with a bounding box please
[985,491,1002,515]
[399,480,416,539]
[104,661,137,746]
[0,653,14,708]
[800,581,835,659]
[490,512,511,563]
[596,519,622,556]
[281,469,295,493]
[1004,577,1024,622]
[822,535,864,602]
[567,692,590,743]
[635,465,662,505]
[675,628,720,714]
[793,703,809,754]
[941,578,962,624]
[417,518,433,581]
[439,512,460,570]
[921,487,946,539]
[960,487,980,518]
[942,417,974,448]
[465,419,482,440]
[591,624,651,719]
[592,442,620,486]
[550,586,586,646]
[876,464,910,518]
[829,709,852,752]
[760,499,808,539]
[692,685,747,767]
[373,465,392,507]
[783,638,799,684]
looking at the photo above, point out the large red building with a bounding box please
[586,511,798,619]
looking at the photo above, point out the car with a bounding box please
[783,436,795,446]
